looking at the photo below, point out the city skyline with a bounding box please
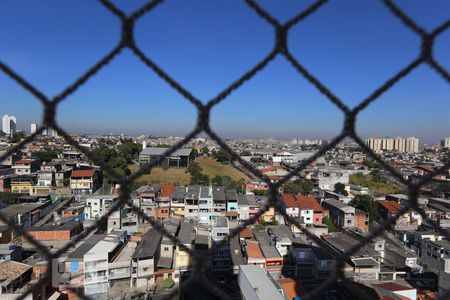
[1,1,449,143]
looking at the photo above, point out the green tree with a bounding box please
[190,172,210,185]
[284,179,314,194]
[33,148,61,162]
[322,216,339,232]
[349,194,379,222]
[186,162,202,175]
[201,146,209,155]
[0,192,20,205]
[241,150,252,156]
[214,149,231,164]
[334,182,348,196]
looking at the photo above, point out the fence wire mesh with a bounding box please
[0,0,449,299]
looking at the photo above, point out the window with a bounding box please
[164,247,169,251]
[143,267,149,272]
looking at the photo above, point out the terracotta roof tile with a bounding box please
[377,200,401,214]
[246,240,264,258]
[282,194,300,208]
[161,184,175,197]
[296,195,322,212]
[71,169,96,178]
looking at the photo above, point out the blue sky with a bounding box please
[0,0,449,143]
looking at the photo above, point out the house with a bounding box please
[84,195,117,220]
[158,218,180,271]
[244,240,265,269]
[174,222,194,272]
[267,225,292,257]
[139,147,195,168]
[12,159,40,175]
[212,186,227,219]
[184,186,200,220]
[210,217,230,273]
[0,244,21,261]
[107,198,139,234]
[198,186,213,225]
[377,200,416,230]
[354,209,370,232]
[296,195,322,225]
[131,228,163,289]
[154,184,174,221]
[22,222,83,251]
[170,186,186,218]
[226,189,238,213]
[281,194,299,218]
[421,239,450,272]
[238,265,284,300]
[70,169,99,195]
[0,260,32,295]
[136,184,161,221]
[253,230,283,278]
[321,199,355,228]
[10,175,37,195]
[316,169,349,190]
[84,230,127,295]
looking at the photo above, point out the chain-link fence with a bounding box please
[0,0,449,299]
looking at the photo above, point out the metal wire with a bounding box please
[0,0,448,299]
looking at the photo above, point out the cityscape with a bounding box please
[0,1,449,300]
[0,115,449,299]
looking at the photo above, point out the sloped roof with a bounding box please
[161,185,175,198]
[377,200,401,214]
[296,195,322,212]
[140,147,193,156]
[71,169,95,177]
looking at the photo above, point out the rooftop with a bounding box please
[133,228,163,259]
[377,200,402,214]
[178,222,194,244]
[71,169,95,178]
[0,261,32,288]
[140,147,193,157]
[246,240,264,259]
[238,265,284,300]
[68,235,106,259]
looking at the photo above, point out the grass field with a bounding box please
[129,157,249,185]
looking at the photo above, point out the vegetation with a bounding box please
[212,175,246,193]
[349,194,379,222]
[283,179,314,194]
[213,148,231,164]
[92,138,140,183]
[0,192,20,205]
[10,131,26,143]
[350,171,403,196]
[322,216,339,232]
[334,182,348,196]
[190,172,210,185]
[186,162,202,175]
[128,156,248,186]
[32,148,61,162]
[254,218,278,230]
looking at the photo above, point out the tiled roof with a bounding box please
[239,228,254,239]
[71,169,95,177]
[373,282,413,292]
[377,200,401,214]
[161,184,175,198]
[282,194,299,208]
[246,240,263,258]
[296,195,322,212]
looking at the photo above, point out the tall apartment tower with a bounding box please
[441,137,450,149]
[2,115,17,137]
[52,129,59,138]
[406,137,419,153]
[31,123,38,134]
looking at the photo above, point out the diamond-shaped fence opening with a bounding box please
[0,0,449,300]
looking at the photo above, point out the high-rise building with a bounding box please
[366,136,419,153]
[31,123,38,134]
[441,137,450,149]
[52,129,58,138]
[2,115,17,137]
[406,137,419,153]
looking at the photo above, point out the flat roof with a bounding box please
[0,261,32,287]
[0,203,44,218]
[178,222,194,244]
[133,228,162,259]
[239,265,284,300]
[68,235,106,259]
[212,187,226,201]
[171,186,186,199]
[352,257,379,267]
[140,147,193,157]
[200,186,211,198]
[322,199,354,212]
[230,236,245,266]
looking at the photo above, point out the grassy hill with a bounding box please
[128,157,249,185]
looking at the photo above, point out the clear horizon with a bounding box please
[1,1,449,144]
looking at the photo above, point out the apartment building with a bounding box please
[210,217,230,273]
[321,199,355,228]
[174,222,194,272]
[212,186,227,219]
[184,186,200,220]
[253,230,283,278]
[131,228,163,289]
[12,159,40,175]
[84,195,117,219]
[198,186,213,225]
[10,175,36,195]
[170,186,186,218]
[158,218,180,270]
[70,169,99,195]
[238,265,284,300]
[154,184,174,221]
[84,230,127,295]
[136,184,161,221]
[422,239,450,272]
